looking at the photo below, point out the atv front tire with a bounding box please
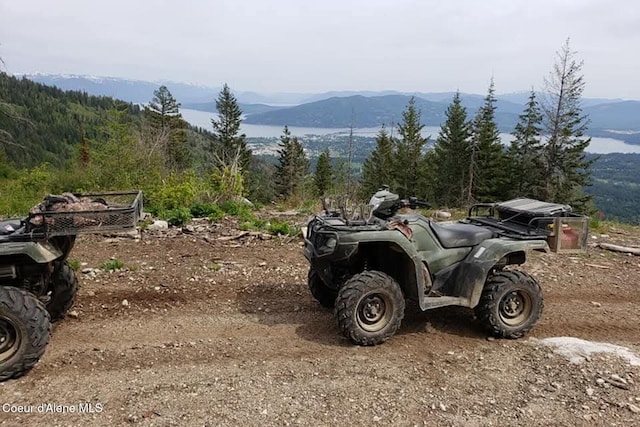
[475,270,543,339]
[46,261,79,321]
[336,270,405,346]
[0,287,51,381]
[308,269,337,308]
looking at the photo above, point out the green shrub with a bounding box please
[191,202,220,218]
[146,171,201,211]
[239,221,258,231]
[210,165,244,202]
[219,200,242,215]
[101,258,124,272]
[267,220,299,236]
[138,217,154,231]
[208,207,224,222]
[161,207,193,226]
[237,207,257,223]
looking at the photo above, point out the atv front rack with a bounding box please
[27,190,143,237]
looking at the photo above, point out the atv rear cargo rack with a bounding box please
[27,190,143,237]
[466,198,589,253]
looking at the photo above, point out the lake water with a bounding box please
[182,108,640,154]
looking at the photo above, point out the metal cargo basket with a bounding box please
[28,190,143,236]
[468,198,589,253]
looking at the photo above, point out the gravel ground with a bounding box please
[1,220,639,426]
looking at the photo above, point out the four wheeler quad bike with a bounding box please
[0,190,142,381]
[303,190,588,346]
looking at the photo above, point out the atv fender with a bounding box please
[305,229,429,302]
[461,238,548,308]
[0,241,63,263]
[351,231,429,302]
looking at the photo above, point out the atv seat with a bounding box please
[0,219,23,235]
[430,221,494,249]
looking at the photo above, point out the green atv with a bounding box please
[304,190,587,346]
[0,191,142,381]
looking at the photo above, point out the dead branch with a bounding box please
[583,263,613,269]
[217,231,250,241]
[598,243,640,256]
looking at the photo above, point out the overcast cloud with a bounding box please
[1,0,638,98]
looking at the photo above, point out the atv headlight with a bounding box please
[318,237,337,255]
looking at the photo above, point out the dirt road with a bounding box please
[1,224,639,426]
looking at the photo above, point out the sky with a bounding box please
[1,0,639,99]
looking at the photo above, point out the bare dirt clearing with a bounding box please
[1,223,640,426]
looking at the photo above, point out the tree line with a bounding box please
[278,39,594,212]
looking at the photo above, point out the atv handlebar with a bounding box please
[407,197,431,210]
[373,197,431,220]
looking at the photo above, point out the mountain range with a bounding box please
[21,74,640,138]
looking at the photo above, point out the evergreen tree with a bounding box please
[210,83,251,171]
[0,56,7,146]
[247,156,277,203]
[394,97,426,198]
[360,127,395,197]
[145,85,180,128]
[332,159,349,195]
[314,149,332,196]
[430,92,472,206]
[274,125,309,199]
[78,126,91,167]
[144,85,189,171]
[506,90,545,199]
[468,79,506,203]
[541,39,593,208]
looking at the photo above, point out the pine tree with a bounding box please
[506,90,545,199]
[144,85,189,171]
[211,83,251,171]
[468,79,506,203]
[274,126,309,199]
[430,92,472,206]
[360,127,395,197]
[0,56,7,146]
[78,126,91,167]
[146,85,180,128]
[395,97,426,198]
[540,39,593,208]
[314,149,333,196]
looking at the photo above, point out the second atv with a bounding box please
[0,191,142,381]
[303,190,587,345]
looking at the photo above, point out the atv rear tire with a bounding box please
[46,261,79,321]
[0,287,51,381]
[475,270,543,339]
[336,270,405,346]
[308,269,337,308]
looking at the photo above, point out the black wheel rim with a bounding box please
[499,290,532,326]
[0,316,21,363]
[356,292,393,332]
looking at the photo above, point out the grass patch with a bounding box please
[67,258,81,271]
[267,220,300,237]
[101,258,124,272]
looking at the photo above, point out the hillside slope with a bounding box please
[0,73,140,167]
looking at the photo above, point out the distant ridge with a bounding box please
[18,74,640,135]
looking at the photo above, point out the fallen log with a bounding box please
[598,242,640,256]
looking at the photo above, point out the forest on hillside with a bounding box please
[586,153,640,224]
